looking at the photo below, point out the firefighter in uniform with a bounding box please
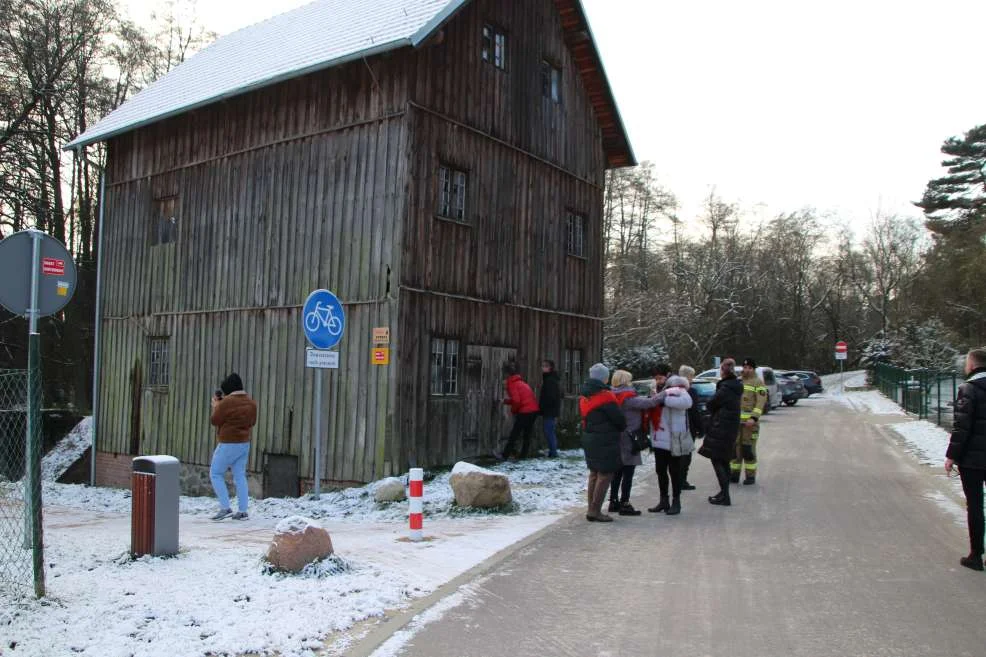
[731,358,767,485]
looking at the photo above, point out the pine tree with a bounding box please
[916,124,986,228]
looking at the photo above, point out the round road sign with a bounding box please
[0,230,77,317]
[835,341,848,353]
[302,289,346,350]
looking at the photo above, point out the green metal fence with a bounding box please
[0,368,44,596]
[872,362,961,429]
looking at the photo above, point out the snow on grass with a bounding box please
[1,452,591,657]
[844,372,868,389]
[29,450,590,523]
[838,390,906,416]
[889,419,948,467]
[41,416,91,482]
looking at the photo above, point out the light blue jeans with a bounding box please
[210,442,250,512]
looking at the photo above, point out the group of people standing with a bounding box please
[579,357,768,522]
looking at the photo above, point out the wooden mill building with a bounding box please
[68,0,635,494]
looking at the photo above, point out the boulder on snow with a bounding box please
[449,462,512,508]
[265,516,334,573]
[374,477,407,503]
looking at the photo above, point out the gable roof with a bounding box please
[67,0,635,167]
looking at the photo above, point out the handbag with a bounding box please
[630,429,651,454]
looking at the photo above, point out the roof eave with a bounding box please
[410,0,471,47]
[64,37,413,151]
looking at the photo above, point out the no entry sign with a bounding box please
[835,341,848,361]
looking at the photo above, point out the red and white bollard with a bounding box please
[409,468,424,542]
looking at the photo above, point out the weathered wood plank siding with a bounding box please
[396,0,607,468]
[98,55,410,484]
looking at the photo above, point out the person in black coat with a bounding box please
[679,365,704,490]
[539,360,562,457]
[579,363,627,522]
[946,348,986,571]
[699,358,743,506]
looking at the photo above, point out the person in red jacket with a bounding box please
[497,363,540,460]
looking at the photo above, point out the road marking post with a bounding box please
[409,468,424,542]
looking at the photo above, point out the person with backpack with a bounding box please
[499,364,540,460]
[608,369,664,516]
[579,363,626,522]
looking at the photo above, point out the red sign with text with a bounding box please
[42,257,65,276]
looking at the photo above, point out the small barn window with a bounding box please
[566,211,586,258]
[151,196,178,246]
[541,61,561,104]
[564,348,584,394]
[482,24,507,70]
[438,165,467,222]
[148,337,170,387]
[431,338,460,395]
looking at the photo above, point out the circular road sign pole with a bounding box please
[302,290,346,499]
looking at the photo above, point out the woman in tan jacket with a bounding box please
[209,373,258,520]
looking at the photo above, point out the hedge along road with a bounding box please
[364,391,984,657]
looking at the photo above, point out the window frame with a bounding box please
[563,348,584,395]
[437,164,469,224]
[430,337,461,396]
[482,23,508,71]
[151,195,178,247]
[566,210,587,259]
[147,337,171,388]
[541,60,562,104]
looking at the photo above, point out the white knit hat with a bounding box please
[666,375,690,389]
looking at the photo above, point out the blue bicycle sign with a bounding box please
[302,289,345,349]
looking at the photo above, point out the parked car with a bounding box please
[690,377,717,420]
[697,368,720,380]
[756,366,781,412]
[787,370,823,396]
[776,371,807,406]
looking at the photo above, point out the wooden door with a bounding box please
[464,346,517,456]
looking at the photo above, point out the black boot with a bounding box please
[648,496,670,513]
[709,493,731,506]
[619,503,642,516]
[608,499,621,513]
[729,472,740,484]
[666,497,681,516]
[960,554,984,572]
[743,475,756,486]
[681,481,697,491]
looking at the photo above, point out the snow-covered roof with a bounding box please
[66,0,635,166]
[66,0,466,149]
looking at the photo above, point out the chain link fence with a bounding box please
[0,368,44,596]
[872,362,961,429]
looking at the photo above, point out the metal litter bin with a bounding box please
[131,455,180,557]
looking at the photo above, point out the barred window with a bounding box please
[148,338,170,387]
[431,338,460,395]
[438,165,467,222]
[482,24,507,70]
[566,211,586,258]
[541,61,561,104]
[564,348,584,394]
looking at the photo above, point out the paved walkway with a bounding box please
[384,395,983,657]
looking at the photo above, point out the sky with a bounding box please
[123,0,986,231]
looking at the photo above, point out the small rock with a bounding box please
[374,477,407,503]
[449,462,512,508]
[265,516,334,573]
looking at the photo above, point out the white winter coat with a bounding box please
[651,386,694,455]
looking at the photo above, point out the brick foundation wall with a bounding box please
[94,451,262,499]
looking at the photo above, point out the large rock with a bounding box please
[265,516,333,573]
[449,462,512,508]
[374,477,407,503]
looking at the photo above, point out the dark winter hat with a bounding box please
[652,363,672,377]
[220,372,244,395]
[742,358,757,369]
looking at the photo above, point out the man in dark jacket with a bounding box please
[539,360,562,457]
[579,363,626,522]
[946,348,986,571]
[699,359,743,506]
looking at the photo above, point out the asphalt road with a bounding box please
[389,395,984,657]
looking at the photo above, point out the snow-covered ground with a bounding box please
[41,416,92,482]
[836,389,906,416]
[0,452,592,657]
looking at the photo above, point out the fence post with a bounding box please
[937,373,942,426]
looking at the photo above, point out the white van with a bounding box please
[756,367,780,412]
